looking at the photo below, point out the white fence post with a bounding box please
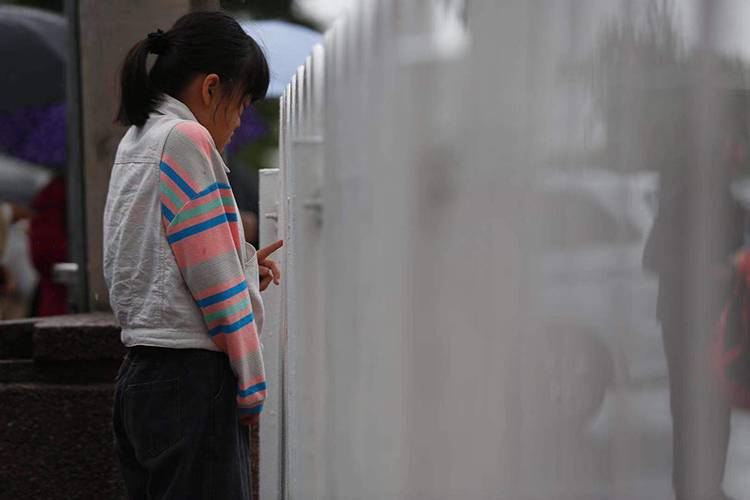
[258,167,282,500]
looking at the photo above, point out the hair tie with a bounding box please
[147,29,169,55]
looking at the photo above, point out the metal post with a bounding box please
[63,0,87,313]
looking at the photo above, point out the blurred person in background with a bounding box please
[0,200,10,318]
[0,200,34,319]
[28,174,68,316]
[643,88,748,500]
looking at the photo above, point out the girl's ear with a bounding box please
[201,73,221,106]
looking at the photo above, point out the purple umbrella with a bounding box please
[224,105,268,159]
[0,103,66,170]
[0,6,67,170]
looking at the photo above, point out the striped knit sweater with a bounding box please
[104,95,266,422]
[158,121,266,419]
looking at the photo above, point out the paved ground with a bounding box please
[519,326,750,500]
[577,378,750,500]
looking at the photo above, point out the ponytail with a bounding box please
[115,13,270,129]
[116,37,160,127]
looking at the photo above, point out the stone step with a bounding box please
[0,358,120,384]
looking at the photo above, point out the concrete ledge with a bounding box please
[33,313,124,361]
[0,359,121,384]
[0,383,124,499]
[0,313,125,498]
[0,359,34,382]
[0,317,35,358]
[0,313,123,361]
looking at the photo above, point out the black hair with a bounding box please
[116,11,270,127]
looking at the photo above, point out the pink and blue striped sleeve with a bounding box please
[159,121,266,422]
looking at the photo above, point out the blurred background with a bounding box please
[0,0,353,320]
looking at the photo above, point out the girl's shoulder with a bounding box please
[162,120,227,185]
[163,120,219,161]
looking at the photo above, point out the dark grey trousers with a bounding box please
[113,346,251,500]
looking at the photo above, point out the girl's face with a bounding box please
[183,73,252,152]
[208,88,251,152]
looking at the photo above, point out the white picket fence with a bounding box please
[257,1,747,499]
[260,2,478,497]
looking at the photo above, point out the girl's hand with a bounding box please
[258,240,283,291]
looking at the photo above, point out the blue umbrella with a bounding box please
[241,20,323,98]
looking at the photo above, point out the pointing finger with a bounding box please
[257,239,284,261]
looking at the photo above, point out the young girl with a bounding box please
[105,11,281,498]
